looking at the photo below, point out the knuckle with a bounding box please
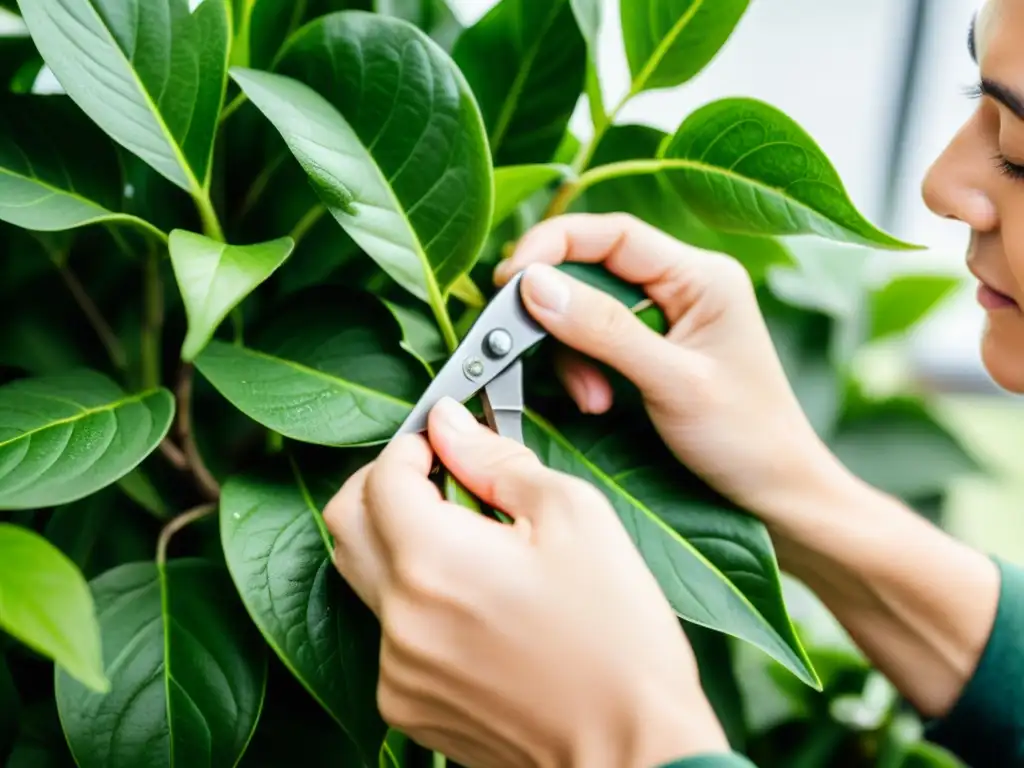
[589,296,637,341]
[377,678,417,732]
[607,211,643,232]
[490,451,546,508]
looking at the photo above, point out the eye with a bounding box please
[994,154,1024,181]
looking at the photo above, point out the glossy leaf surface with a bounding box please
[621,0,750,93]
[525,413,817,687]
[194,288,426,446]
[55,560,267,768]
[168,230,295,361]
[234,11,492,304]
[0,95,148,233]
[221,453,386,766]
[453,0,587,165]
[659,98,919,249]
[0,371,174,509]
[0,523,106,692]
[17,0,230,193]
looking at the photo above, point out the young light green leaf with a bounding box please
[453,0,587,165]
[657,98,921,250]
[221,453,386,767]
[0,524,106,693]
[493,164,573,227]
[168,230,295,362]
[0,95,162,236]
[580,123,794,283]
[0,371,175,509]
[525,412,818,688]
[194,288,427,446]
[870,274,960,342]
[233,10,492,307]
[621,0,750,94]
[55,560,268,768]
[16,0,230,194]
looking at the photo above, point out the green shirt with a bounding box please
[657,557,1024,768]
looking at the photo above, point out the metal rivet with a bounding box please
[463,357,485,378]
[484,329,513,358]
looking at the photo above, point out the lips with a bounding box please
[976,281,1019,311]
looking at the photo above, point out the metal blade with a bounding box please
[394,271,546,437]
[480,358,524,444]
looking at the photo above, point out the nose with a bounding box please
[921,119,999,232]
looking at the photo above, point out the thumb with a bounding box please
[519,264,688,397]
[427,398,591,528]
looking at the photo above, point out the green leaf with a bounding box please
[0,23,41,91]
[221,452,386,766]
[657,98,921,249]
[493,164,573,228]
[17,0,230,194]
[377,0,464,52]
[452,0,587,165]
[580,124,794,283]
[233,10,493,306]
[239,0,374,70]
[829,392,982,499]
[870,274,960,342]
[621,0,750,94]
[168,230,295,362]
[525,412,818,688]
[0,371,175,509]
[194,287,427,446]
[55,560,268,768]
[0,523,106,692]
[380,299,447,372]
[569,0,601,54]
[0,95,161,236]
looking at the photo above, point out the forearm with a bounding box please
[763,459,1000,718]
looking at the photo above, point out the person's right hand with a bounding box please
[494,212,852,524]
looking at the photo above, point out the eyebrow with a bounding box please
[981,79,1024,121]
[969,12,977,62]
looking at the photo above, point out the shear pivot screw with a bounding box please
[484,329,513,358]
[463,357,485,378]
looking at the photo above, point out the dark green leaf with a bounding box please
[234,10,493,305]
[621,0,750,94]
[582,124,794,283]
[381,299,447,372]
[829,392,982,499]
[168,229,295,361]
[0,95,161,236]
[870,274,960,342]
[5,700,75,768]
[377,0,464,52]
[0,22,41,91]
[658,98,921,249]
[55,560,268,768]
[17,0,230,194]
[0,523,106,692]
[220,452,386,766]
[525,412,818,688]
[238,0,373,70]
[684,623,746,751]
[0,653,16,762]
[453,0,587,165]
[194,288,427,446]
[0,371,175,509]
[493,164,573,228]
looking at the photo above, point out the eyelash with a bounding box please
[963,82,1024,181]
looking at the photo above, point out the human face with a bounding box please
[922,0,1024,392]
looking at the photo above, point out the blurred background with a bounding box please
[447,0,1024,563]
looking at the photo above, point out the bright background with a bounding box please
[448,0,1024,561]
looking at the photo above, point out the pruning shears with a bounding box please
[394,270,547,447]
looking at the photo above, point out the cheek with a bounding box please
[1004,205,1024,292]
[981,314,1024,393]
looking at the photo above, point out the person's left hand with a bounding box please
[323,397,730,768]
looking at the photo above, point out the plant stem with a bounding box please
[220,92,247,125]
[176,363,222,502]
[141,244,163,389]
[55,262,128,373]
[156,502,217,566]
[195,192,226,242]
[290,205,326,245]
[571,91,631,175]
[159,439,188,471]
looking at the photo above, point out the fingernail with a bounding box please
[525,264,570,314]
[494,259,515,283]
[435,397,478,434]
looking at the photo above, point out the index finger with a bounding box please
[493,213,718,308]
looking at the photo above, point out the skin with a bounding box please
[323,1,1023,764]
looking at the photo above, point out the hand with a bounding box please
[495,213,851,526]
[324,397,729,768]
